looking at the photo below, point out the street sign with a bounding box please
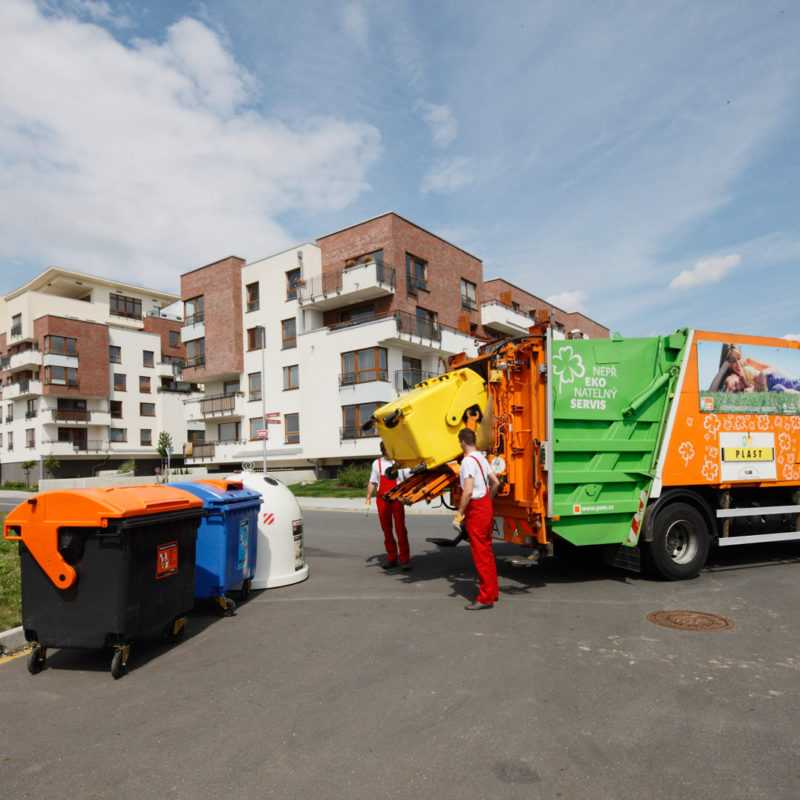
[265,412,281,420]
[256,430,269,439]
[264,418,281,425]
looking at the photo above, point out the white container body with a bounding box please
[227,472,309,589]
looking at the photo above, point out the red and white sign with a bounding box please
[256,430,269,439]
[265,412,281,420]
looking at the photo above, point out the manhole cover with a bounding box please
[647,610,734,631]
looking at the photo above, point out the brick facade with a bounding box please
[181,256,245,380]
[142,315,184,361]
[34,316,110,397]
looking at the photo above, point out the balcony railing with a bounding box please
[185,355,205,368]
[339,370,389,386]
[394,369,439,393]
[43,438,107,452]
[198,392,243,416]
[184,439,247,459]
[185,311,205,326]
[299,263,396,301]
[340,426,378,440]
[50,409,91,422]
[25,410,38,420]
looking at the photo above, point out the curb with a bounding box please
[0,625,27,656]
[296,496,452,514]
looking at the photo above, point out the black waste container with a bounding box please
[4,485,204,678]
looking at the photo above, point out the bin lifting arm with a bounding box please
[4,499,78,590]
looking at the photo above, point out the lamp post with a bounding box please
[258,325,267,476]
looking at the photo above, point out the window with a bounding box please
[336,303,375,326]
[0,434,3,448]
[185,338,205,367]
[223,379,240,395]
[286,269,301,301]
[248,372,262,401]
[140,429,152,446]
[246,282,260,312]
[283,365,299,390]
[341,402,380,439]
[169,330,180,348]
[25,399,36,420]
[247,327,264,350]
[406,253,427,294]
[188,430,205,444]
[11,314,22,336]
[110,400,123,418]
[140,402,155,416]
[45,366,78,386]
[184,296,204,325]
[114,373,126,391]
[139,376,151,393]
[110,293,142,319]
[340,347,387,385]
[26,428,35,449]
[45,335,78,356]
[7,431,13,451]
[416,307,438,338]
[6,404,13,422]
[281,318,296,349]
[461,279,477,311]
[249,418,263,440]
[219,422,240,442]
[400,356,423,391]
[285,412,299,444]
[143,350,154,368]
[110,428,127,442]
[109,345,121,363]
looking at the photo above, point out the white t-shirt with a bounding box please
[369,458,410,486]
[459,452,491,499]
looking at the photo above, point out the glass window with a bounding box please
[283,365,299,390]
[461,279,477,311]
[143,350,154,368]
[139,376,151,393]
[340,347,388,384]
[110,400,123,418]
[26,428,35,449]
[248,372,261,401]
[247,327,264,350]
[7,431,13,450]
[341,402,380,439]
[188,430,205,444]
[169,330,180,347]
[249,418,263,439]
[110,294,142,319]
[286,269,301,301]
[45,366,78,386]
[110,428,126,442]
[140,402,155,416]
[140,429,152,446]
[405,253,427,294]
[45,335,77,356]
[112,373,125,391]
[281,318,296,349]
[6,404,13,422]
[109,345,121,363]
[185,338,205,367]
[223,379,240,395]
[246,282,260,312]
[416,307,437,337]
[284,412,299,443]
[219,422,239,442]
[184,296,204,325]
[11,314,21,336]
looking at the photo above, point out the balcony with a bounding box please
[181,320,205,343]
[158,359,184,377]
[338,370,389,386]
[2,347,42,372]
[42,439,108,454]
[183,440,248,462]
[480,300,535,336]
[297,262,396,310]
[185,392,245,422]
[394,369,439,393]
[5,380,43,399]
[47,408,92,423]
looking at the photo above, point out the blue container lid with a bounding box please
[166,480,261,510]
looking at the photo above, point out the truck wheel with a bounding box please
[645,502,710,580]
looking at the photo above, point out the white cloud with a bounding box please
[0,0,381,289]
[417,101,458,147]
[44,0,130,28]
[545,290,587,312]
[341,2,368,48]
[421,157,476,194]
[668,253,741,290]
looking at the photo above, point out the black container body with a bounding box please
[20,510,201,650]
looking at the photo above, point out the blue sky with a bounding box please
[1,0,798,338]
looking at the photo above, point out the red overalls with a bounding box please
[377,459,410,564]
[463,455,498,604]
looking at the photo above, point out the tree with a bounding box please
[21,460,37,488]
[43,455,60,479]
[157,432,173,481]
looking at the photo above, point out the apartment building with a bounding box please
[0,268,203,482]
[180,213,609,474]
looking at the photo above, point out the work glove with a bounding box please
[452,513,465,532]
[364,497,371,515]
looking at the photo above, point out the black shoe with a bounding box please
[401,562,412,571]
[381,560,398,570]
[464,601,493,610]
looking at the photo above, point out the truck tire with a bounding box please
[645,502,710,580]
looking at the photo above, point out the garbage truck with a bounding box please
[371,321,800,579]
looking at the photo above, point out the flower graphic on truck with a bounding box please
[678,441,694,465]
[703,415,720,435]
[552,346,585,393]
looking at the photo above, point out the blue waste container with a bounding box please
[167,479,261,616]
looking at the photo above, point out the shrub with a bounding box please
[117,459,136,474]
[337,462,372,488]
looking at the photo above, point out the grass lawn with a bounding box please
[0,513,22,631]
[287,479,364,499]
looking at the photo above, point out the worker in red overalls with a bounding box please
[365,442,411,571]
[454,427,500,609]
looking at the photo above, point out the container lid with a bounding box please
[167,480,262,508]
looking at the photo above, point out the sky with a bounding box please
[1,0,798,338]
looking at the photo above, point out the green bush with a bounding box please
[117,459,136,474]
[1,481,28,490]
[337,462,372,488]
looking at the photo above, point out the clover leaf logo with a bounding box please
[552,345,585,393]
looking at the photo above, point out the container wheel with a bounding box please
[162,617,187,644]
[645,502,710,580]
[27,645,46,675]
[216,596,236,617]
[240,580,252,601]
[111,646,130,680]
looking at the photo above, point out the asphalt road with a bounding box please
[2,510,799,800]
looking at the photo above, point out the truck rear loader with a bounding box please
[371,322,800,579]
